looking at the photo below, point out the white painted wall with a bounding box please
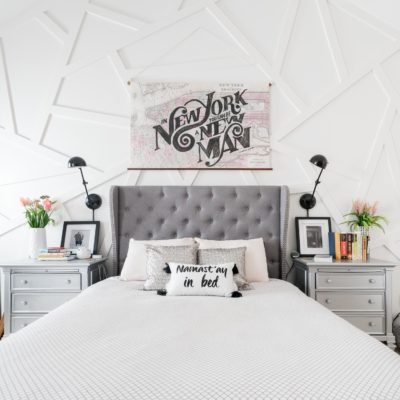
[1,0,400,315]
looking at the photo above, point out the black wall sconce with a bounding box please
[299,154,328,216]
[68,156,102,221]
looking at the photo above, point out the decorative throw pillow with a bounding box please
[143,244,198,290]
[120,237,195,281]
[164,262,240,297]
[195,237,269,282]
[198,247,253,290]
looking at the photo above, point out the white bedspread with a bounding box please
[1,278,400,400]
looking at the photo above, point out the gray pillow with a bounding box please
[198,247,253,290]
[144,244,198,290]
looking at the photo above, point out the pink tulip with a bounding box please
[43,199,52,211]
[20,197,31,207]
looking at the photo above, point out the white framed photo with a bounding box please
[61,221,100,254]
[295,217,332,256]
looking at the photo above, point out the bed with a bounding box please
[0,186,399,400]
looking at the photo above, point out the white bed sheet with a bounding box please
[1,278,400,400]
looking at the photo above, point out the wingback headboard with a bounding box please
[110,186,289,279]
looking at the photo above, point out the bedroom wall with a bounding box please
[1,0,400,315]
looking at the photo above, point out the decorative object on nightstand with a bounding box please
[20,195,56,259]
[295,217,331,257]
[299,154,328,216]
[68,156,102,221]
[0,258,107,337]
[293,257,396,349]
[61,221,100,255]
[342,199,388,237]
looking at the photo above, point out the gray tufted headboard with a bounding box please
[110,186,289,279]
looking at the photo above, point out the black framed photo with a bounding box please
[295,217,332,257]
[61,221,100,254]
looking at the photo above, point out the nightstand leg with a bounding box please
[386,334,396,350]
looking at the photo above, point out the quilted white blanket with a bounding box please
[1,278,400,400]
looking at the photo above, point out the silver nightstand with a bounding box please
[293,257,396,349]
[0,258,107,337]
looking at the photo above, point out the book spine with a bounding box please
[347,233,353,261]
[366,236,370,259]
[356,232,362,260]
[362,236,368,261]
[335,232,341,260]
[328,232,335,257]
[352,234,357,260]
[340,234,348,259]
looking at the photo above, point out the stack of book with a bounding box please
[37,247,75,261]
[328,232,370,261]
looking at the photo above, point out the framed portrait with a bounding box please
[60,221,100,254]
[295,217,332,257]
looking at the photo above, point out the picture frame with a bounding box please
[60,221,100,254]
[295,217,332,257]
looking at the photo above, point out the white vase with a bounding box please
[28,228,47,259]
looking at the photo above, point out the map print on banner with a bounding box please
[130,81,271,169]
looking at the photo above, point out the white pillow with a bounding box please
[195,238,268,282]
[120,238,195,281]
[165,262,238,297]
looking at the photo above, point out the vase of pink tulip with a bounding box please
[20,195,56,258]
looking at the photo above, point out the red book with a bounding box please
[340,234,348,259]
[347,234,353,261]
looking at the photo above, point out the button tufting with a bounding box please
[257,193,262,198]
[125,206,130,212]
[148,232,153,238]
[256,218,261,224]
[183,218,189,224]
[137,192,142,198]
[148,206,153,211]
[232,218,238,224]
[184,192,189,199]
[220,206,225,212]
[159,218,165,225]
[196,205,201,211]
[171,206,177,212]
[137,218,142,224]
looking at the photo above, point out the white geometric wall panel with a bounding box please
[0,0,400,315]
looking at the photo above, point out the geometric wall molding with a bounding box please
[0,0,400,314]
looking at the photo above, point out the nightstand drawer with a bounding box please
[339,315,385,335]
[11,273,81,291]
[11,314,43,333]
[316,291,384,312]
[316,273,384,290]
[12,292,77,313]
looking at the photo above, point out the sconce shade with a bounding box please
[68,156,87,168]
[310,154,328,169]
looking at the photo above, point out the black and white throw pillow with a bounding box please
[198,247,253,290]
[144,244,198,290]
[163,262,241,297]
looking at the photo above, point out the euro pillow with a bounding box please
[120,237,195,281]
[144,244,198,290]
[195,238,268,282]
[164,262,240,297]
[198,247,252,290]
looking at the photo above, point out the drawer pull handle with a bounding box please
[22,280,28,285]
[369,279,376,284]
[325,298,331,304]
[368,322,376,327]
[67,279,71,284]
[368,299,375,304]
[326,279,332,284]
[23,300,28,305]
[23,323,28,327]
